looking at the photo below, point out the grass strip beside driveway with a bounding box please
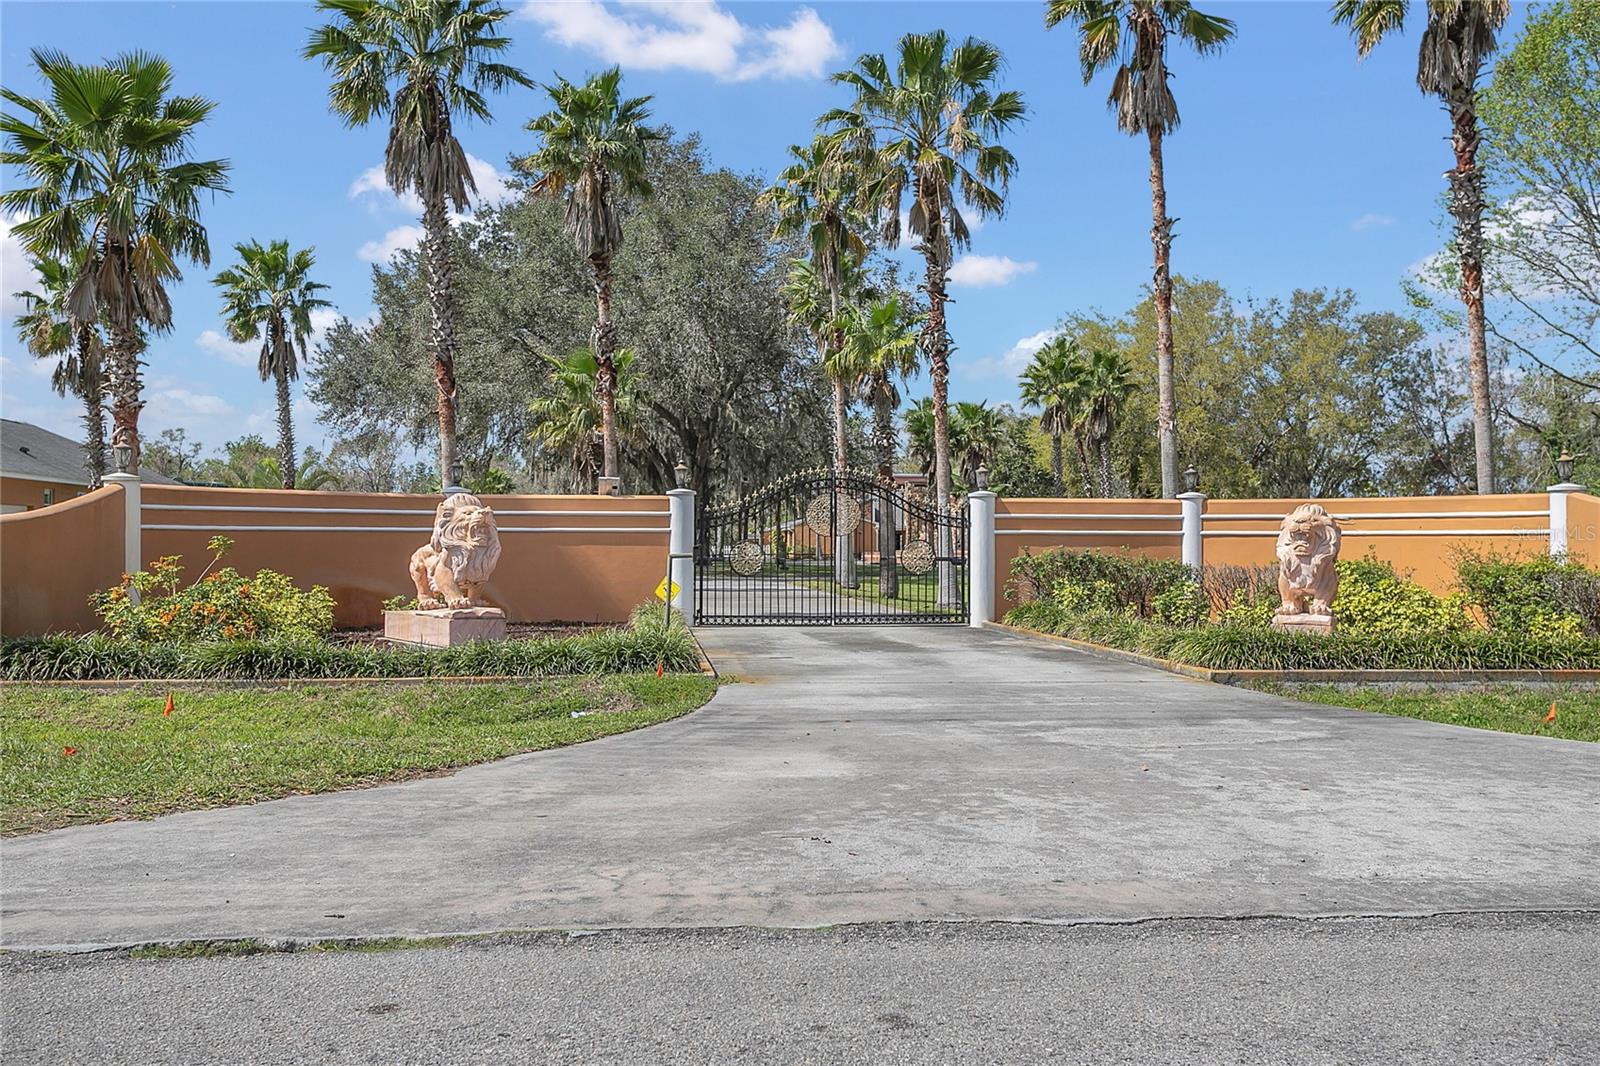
[1253,683,1598,742]
[1,675,717,835]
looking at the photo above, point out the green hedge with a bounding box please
[1005,600,1600,671]
[0,624,701,682]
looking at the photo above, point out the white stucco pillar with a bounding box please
[968,490,996,628]
[1178,491,1207,572]
[102,472,142,599]
[1548,481,1583,557]
[668,488,695,625]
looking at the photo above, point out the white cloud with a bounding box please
[147,388,235,420]
[960,327,1062,380]
[196,328,257,368]
[522,1,840,81]
[358,224,427,265]
[948,254,1038,288]
[1,212,42,320]
[1350,212,1397,232]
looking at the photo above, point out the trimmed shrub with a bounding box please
[1334,557,1468,636]
[93,537,334,642]
[1009,548,1194,620]
[1457,553,1600,639]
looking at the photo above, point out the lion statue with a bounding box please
[409,492,503,610]
[1275,503,1341,619]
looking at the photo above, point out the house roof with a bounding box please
[0,419,176,485]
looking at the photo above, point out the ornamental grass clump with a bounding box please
[93,537,335,643]
[0,622,700,682]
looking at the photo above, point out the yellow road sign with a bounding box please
[654,577,680,602]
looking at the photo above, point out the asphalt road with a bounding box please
[5,913,1596,1065]
[6,627,1598,949]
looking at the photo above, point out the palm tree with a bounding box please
[1082,347,1138,495]
[2,49,230,472]
[1044,0,1235,497]
[952,400,1004,490]
[841,295,922,596]
[905,397,938,481]
[212,240,330,489]
[517,67,659,487]
[825,30,1026,529]
[529,346,638,493]
[762,135,870,475]
[1333,0,1510,494]
[1019,335,1093,496]
[307,0,529,488]
[12,255,108,487]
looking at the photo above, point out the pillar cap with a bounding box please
[1549,482,1586,492]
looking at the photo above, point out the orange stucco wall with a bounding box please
[995,497,1182,618]
[138,485,672,628]
[0,484,125,635]
[1568,493,1600,567]
[1,475,89,512]
[993,493,1572,620]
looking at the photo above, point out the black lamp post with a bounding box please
[447,462,464,493]
[112,442,133,474]
[975,464,989,491]
[674,461,689,489]
[1556,450,1576,483]
[1182,464,1199,494]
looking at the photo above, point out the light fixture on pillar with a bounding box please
[975,464,989,491]
[1183,464,1199,494]
[112,442,133,474]
[447,462,464,493]
[1556,450,1576,483]
[674,461,689,489]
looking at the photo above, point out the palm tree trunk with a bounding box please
[873,375,898,600]
[104,323,144,474]
[1448,92,1496,494]
[918,185,957,606]
[275,362,296,490]
[1097,435,1114,498]
[1074,434,1095,496]
[590,250,621,483]
[422,193,460,490]
[1050,431,1064,496]
[1148,126,1179,498]
[78,328,106,489]
[830,374,857,587]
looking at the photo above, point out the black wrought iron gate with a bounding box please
[694,469,968,625]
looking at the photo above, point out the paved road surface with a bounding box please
[5,914,1596,1065]
[4,626,1597,949]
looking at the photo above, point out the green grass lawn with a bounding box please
[1254,683,1599,742]
[0,674,717,835]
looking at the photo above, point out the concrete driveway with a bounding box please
[3,625,1597,949]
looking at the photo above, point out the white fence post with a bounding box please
[1549,480,1582,557]
[1178,490,1206,572]
[668,487,695,625]
[102,471,142,596]
[968,490,996,628]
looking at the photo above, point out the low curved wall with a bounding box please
[0,485,125,635]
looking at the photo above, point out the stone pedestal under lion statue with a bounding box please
[1270,503,1342,637]
[384,492,506,647]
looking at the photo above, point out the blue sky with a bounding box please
[0,0,1527,456]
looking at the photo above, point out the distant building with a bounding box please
[0,419,173,513]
